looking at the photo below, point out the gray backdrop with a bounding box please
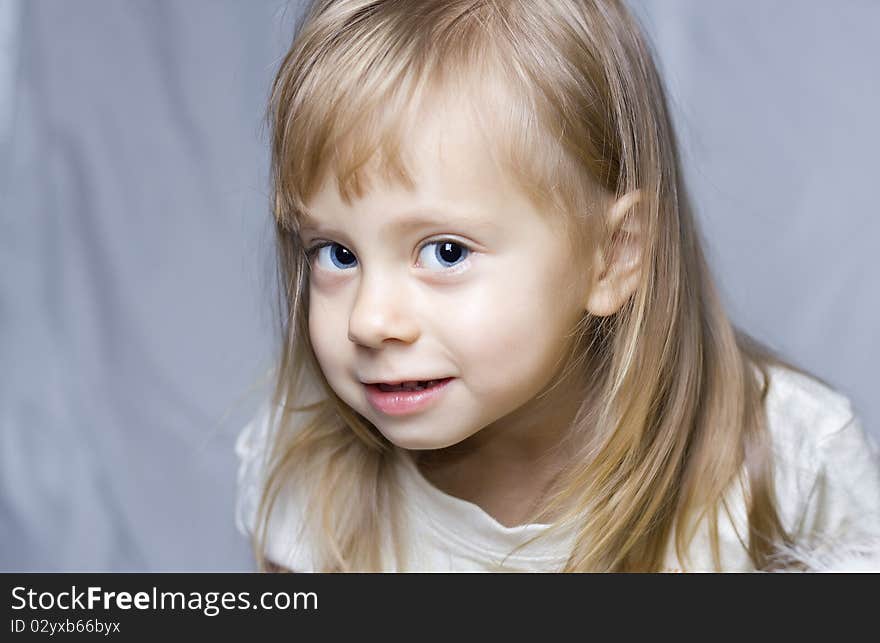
[2,1,877,571]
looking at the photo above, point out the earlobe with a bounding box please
[584,189,644,317]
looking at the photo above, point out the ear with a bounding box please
[585,190,644,317]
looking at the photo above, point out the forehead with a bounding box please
[300,82,556,234]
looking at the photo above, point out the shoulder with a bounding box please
[761,363,855,450]
[761,364,880,569]
[759,363,876,480]
[672,365,880,571]
[234,399,319,572]
[234,400,274,541]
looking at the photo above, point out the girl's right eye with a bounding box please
[307,242,358,271]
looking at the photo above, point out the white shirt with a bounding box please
[235,365,880,571]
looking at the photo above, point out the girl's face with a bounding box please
[302,96,591,451]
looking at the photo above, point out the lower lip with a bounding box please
[364,378,454,416]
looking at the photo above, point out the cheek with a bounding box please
[308,294,349,379]
[453,266,574,394]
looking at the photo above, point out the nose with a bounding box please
[347,270,420,348]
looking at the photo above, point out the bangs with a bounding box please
[269,0,605,244]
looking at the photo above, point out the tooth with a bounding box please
[376,380,439,392]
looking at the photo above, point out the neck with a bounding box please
[414,363,597,526]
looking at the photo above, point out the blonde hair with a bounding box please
[256,0,812,571]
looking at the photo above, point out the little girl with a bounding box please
[235,0,880,572]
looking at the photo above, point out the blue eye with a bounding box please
[418,240,471,271]
[308,242,358,271]
[306,239,471,273]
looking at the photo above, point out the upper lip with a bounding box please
[362,377,451,385]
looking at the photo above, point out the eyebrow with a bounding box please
[298,208,496,237]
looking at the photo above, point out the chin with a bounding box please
[376,425,473,452]
[380,433,452,451]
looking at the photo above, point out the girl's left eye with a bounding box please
[417,240,471,271]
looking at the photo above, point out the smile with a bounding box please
[363,378,454,416]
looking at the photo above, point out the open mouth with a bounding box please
[375,379,450,392]
[364,377,455,416]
